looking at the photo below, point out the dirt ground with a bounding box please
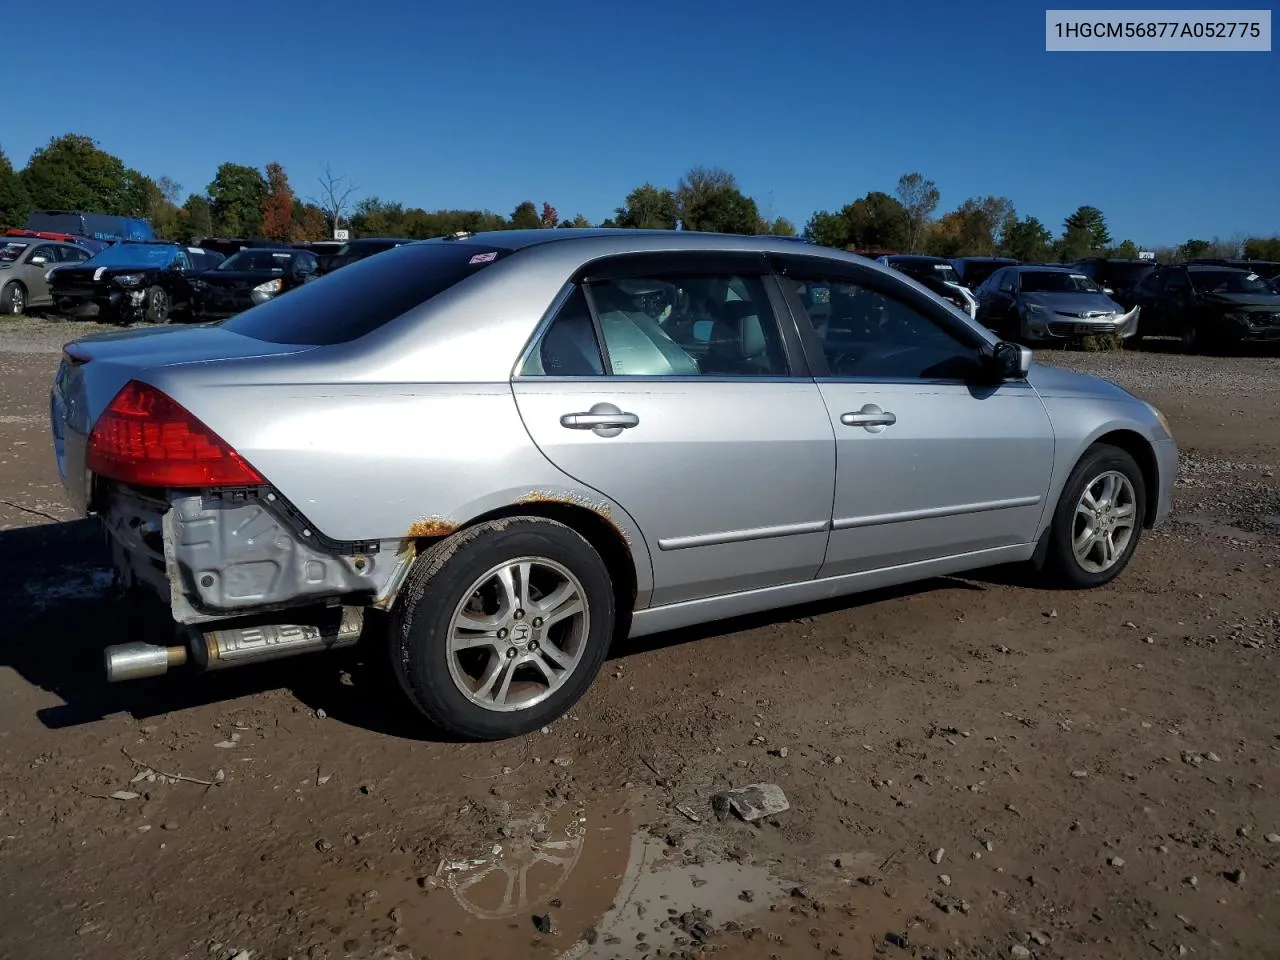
[1,318,1278,960]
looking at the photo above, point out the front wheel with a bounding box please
[1,281,26,316]
[390,517,616,740]
[1044,443,1147,588]
[144,286,171,324]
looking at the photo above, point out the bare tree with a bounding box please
[896,172,940,253]
[311,163,359,233]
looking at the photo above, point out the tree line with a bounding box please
[1,134,1276,264]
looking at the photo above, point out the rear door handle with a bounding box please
[560,402,639,437]
[841,404,896,430]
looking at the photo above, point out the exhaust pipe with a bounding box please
[104,606,364,681]
[105,642,189,682]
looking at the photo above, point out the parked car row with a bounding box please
[41,240,328,324]
[864,250,1280,352]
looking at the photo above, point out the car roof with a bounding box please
[1009,264,1080,272]
[423,228,901,259]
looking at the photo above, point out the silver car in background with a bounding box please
[49,230,1176,740]
[974,265,1140,344]
[1,238,93,314]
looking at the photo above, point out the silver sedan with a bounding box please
[50,230,1177,740]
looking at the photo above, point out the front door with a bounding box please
[512,252,836,608]
[772,255,1056,579]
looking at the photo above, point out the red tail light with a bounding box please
[87,380,264,488]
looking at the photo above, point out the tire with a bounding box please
[144,286,171,324]
[390,517,616,741]
[1044,443,1147,589]
[1,281,26,316]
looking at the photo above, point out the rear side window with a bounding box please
[218,242,512,345]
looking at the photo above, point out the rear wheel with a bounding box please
[144,286,170,324]
[1044,443,1147,588]
[390,517,616,740]
[1,281,26,316]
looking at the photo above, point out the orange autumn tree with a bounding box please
[262,162,295,242]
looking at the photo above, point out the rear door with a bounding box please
[770,253,1055,578]
[511,251,836,608]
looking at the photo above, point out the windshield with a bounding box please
[907,261,962,285]
[218,249,295,272]
[1189,270,1276,296]
[1098,263,1155,284]
[84,244,178,269]
[1020,271,1103,294]
[0,242,30,262]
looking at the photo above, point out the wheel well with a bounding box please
[419,502,639,635]
[1093,430,1159,527]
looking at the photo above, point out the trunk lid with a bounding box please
[50,325,315,515]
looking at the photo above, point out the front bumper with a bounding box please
[193,286,257,320]
[1022,306,1140,342]
[1152,436,1177,529]
[54,289,146,322]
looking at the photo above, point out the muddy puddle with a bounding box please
[279,789,958,960]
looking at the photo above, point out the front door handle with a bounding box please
[561,412,639,429]
[560,402,639,437]
[841,404,897,431]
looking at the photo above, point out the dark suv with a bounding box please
[1072,258,1159,309]
[1132,264,1280,351]
[318,237,415,274]
[876,254,978,317]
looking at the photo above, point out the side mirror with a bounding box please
[29,255,47,266]
[1103,287,1115,296]
[992,340,1031,380]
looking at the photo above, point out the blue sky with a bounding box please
[5,0,1277,245]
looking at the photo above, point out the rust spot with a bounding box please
[516,489,613,518]
[514,490,631,545]
[405,516,459,539]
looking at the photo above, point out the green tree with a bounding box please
[20,134,148,215]
[896,172,940,253]
[261,162,295,241]
[1063,205,1112,251]
[207,162,268,236]
[762,216,796,236]
[613,183,678,230]
[510,201,540,229]
[350,196,407,236]
[1055,224,1095,262]
[803,209,850,248]
[1002,216,1053,261]
[1177,238,1212,260]
[1111,239,1140,259]
[558,213,592,228]
[1243,236,1280,261]
[0,147,30,229]
[177,194,213,241]
[675,167,760,234]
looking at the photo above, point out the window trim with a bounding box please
[768,252,999,385]
[514,251,812,382]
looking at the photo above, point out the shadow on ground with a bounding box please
[1,519,1024,742]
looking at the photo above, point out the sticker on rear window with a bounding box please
[1070,274,1088,280]
[469,251,498,264]
[1248,273,1260,281]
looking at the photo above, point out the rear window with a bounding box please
[217,241,513,345]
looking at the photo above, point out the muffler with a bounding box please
[103,606,364,681]
[192,605,364,670]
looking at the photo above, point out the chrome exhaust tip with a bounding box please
[104,642,189,682]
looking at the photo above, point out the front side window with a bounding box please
[56,245,89,263]
[30,245,57,264]
[782,275,984,380]
[219,249,296,272]
[523,272,789,378]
